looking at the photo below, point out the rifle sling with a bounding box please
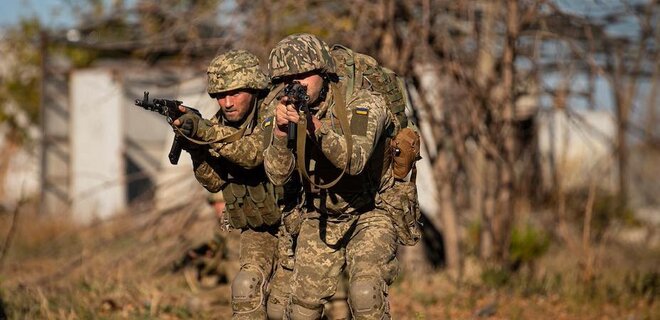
[296,82,353,189]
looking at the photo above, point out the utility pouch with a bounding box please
[391,127,421,179]
[222,183,248,229]
[246,183,281,227]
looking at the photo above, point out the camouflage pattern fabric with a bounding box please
[290,211,398,319]
[233,226,279,319]
[186,50,286,319]
[264,82,394,216]
[268,33,335,80]
[267,224,351,320]
[263,34,400,319]
[208,49,269,94]
[266,225,295,319]
[191,96,273,192]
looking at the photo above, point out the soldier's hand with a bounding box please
[172,105,193,129]
[173,113,199,137]
[172,106,210,138]
[274,101,300,137]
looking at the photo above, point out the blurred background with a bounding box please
[0,0,658,319]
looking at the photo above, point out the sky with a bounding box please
[0,0,75,29]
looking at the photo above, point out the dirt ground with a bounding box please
[0,204,657,319]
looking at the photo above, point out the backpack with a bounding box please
[331,45,422,246]
[330,45,409,129]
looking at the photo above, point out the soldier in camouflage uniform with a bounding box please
[173,50,282,319]
[263,34,400,320]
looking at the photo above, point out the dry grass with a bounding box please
[0,201,658,319]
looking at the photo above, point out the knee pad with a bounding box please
[348,277,386,319]
[231,265,265,314]
[287,302,323,320]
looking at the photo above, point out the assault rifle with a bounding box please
[279,82,310,149]
[134,91,202,164]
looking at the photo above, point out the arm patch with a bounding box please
[262,116,274,147]
[350,107,369,136]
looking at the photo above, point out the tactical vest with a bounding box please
[220,164,281,229]
[216,95,281,230]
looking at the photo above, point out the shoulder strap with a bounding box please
[331,44,356,99]
[264,82,286,107]
[295,82,353,189]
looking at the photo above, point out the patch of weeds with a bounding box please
[162,304,193,318]
[509,225,550,269]
[625,270,659,302]
[481,267,510,289]
[508,304,524,320]
[413,290,438,306]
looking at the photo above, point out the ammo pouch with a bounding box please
[391,127,421,179]
[379,171,422,246]
[221,182,281,229]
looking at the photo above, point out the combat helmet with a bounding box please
[268,33,335,81]
[207,50,269,96]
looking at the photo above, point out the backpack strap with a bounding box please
[331,44,356,99]
[295,82,353,189]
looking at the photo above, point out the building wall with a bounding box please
[70,69,125,222]
[537,109,616,192]
[60,66,220,221]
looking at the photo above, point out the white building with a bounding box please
[41,61,218,222]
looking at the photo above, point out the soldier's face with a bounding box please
[292,73,324,104]
[215,90,254,123]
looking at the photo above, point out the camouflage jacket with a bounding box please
[191,96,272,193]
[263,80,396,215]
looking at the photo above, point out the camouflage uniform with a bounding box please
[184,50,282,320]
[264,34,399,320]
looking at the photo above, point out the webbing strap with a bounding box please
[295,82,353,189]
[264,82,286,107]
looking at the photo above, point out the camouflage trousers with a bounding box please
[232,226,279,320]
[268,232,351,320]
[286,209,399,320]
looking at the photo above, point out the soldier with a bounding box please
[263,33,404,320]
[173,50,282,319]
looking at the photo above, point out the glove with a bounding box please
[177,112,212,138]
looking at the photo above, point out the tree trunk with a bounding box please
[435,150,462,278]
[492,0,519,264]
